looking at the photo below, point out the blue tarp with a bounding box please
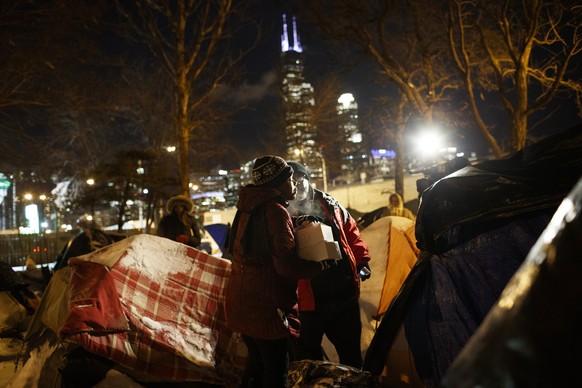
[204,223,231,252]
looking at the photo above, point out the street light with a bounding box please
[86,178,96,217]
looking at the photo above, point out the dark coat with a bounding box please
[224,185,323,340]
[156,212,202,248]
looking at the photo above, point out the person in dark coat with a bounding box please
[157,195,203,249]
[224,155,337,388]
[287,161,371,368]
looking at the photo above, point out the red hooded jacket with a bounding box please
[224,185,323,340]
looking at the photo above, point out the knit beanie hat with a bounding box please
[287,161,310,181]
[252,155,293,187]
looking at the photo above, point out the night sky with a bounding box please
[222,2,581,170]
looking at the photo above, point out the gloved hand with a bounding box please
[176,234,190,244]
[357,263,371,281]
[294,215,325,227]
[320,259,338,271]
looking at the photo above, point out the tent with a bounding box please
[320,214,421,385]
[358,216,422,387]
[9,234,246,387]
[442,177,582,387]
[364,124,582,387]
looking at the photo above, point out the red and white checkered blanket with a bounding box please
[60,234,247,386]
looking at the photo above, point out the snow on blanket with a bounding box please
[60,234,245,385]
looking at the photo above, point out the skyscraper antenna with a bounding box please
[292,16,303,53]
[281,14,289,52]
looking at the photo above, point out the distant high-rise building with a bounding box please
[337,93,366,177]
[280,14,323,184]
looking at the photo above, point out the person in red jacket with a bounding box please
[287,161,371,369]
[224,155,337,387]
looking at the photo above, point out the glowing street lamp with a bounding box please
[86,178,96,217]
[414,125,444,163]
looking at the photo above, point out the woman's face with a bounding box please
[173,203,186,213]
[278,176,297,201]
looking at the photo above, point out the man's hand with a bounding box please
[320,259,338,271]
[294,215,325,227]
[357,263,371,281]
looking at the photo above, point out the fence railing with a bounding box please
[0,233,75,268]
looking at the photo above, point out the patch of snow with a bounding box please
[140,316,163,331]
[7,341,57,388]
[118,235,199,279]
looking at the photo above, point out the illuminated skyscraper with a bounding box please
[337,93,366,177]
[280,14,323,183]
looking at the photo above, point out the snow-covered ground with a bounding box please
[326,173,422,213]
[205,173,424,225]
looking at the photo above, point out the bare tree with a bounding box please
[115,0,254,196]
[448,0,582,154]
[309,75,345,180]
[300,0,460,199]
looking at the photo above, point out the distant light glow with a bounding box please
[338,93,355,109]
[371,149,396,158]
[24,204,39,234]
[414,126,443,158]
[350,133,362,143]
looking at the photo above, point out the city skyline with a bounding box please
[224,3,581,170]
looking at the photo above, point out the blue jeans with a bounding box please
[242,335,289,387]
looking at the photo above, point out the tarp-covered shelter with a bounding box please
[441,177,582,387]
[364,124,582,387]
[11,234,246,387]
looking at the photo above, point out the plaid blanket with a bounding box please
[61,234,247,386]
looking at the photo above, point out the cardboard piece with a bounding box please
[296,223,342,261]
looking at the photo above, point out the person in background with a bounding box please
[384,192,416,221]
[157,194,204,249]
[224,155,336,388]
[286,161,371,369]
